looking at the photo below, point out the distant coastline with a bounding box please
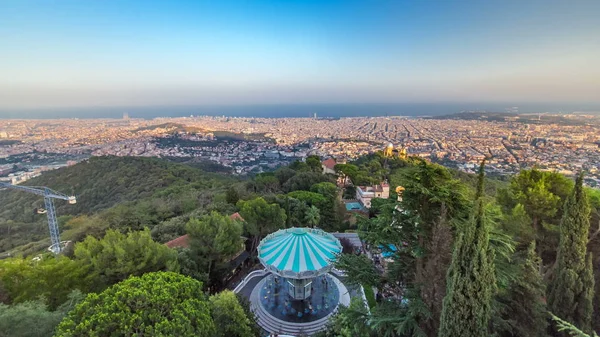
[1,102,599,119]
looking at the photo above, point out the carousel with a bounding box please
[256,227,343,322]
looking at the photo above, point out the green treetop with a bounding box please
[548,174,595,334]
[496,241,548,337]
[438,162,496,337]
[317,297,373,337]
[54,272,215,337]
[209,290,255,337]
[74,228,178,288]
[306,155,324,173]
[304,205,321,228]
[186,211,244,279]
[237,197,287,254]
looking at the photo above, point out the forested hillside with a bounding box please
[0,156,235,254]
[1,153,598,337]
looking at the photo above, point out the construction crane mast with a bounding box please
[0,182,76,254]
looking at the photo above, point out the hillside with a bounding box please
[0,156,234,254]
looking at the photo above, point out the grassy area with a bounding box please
[362,284,376,309]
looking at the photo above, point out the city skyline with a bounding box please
[2,0,600,110]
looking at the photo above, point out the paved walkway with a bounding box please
[235,270,268,299]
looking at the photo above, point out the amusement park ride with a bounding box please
[0,182,76,254]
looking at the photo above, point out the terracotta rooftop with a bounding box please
[230,212,244,221]
[165,234,189,249]
[165,213,245,249]
[322,158,336,170]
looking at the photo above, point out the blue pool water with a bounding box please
[379,244,398,258]
[345,202,363,211]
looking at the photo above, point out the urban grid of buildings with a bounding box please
[1,115,599,186]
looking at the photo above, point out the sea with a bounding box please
[1,103,599,119]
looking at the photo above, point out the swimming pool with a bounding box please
[345,202,364,211]
[379,244,397,258]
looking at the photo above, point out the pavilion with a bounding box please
[235,227,352,336]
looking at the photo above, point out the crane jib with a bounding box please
[0,182,76,254]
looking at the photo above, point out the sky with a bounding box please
[1,0,599,110]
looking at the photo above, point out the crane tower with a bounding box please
[0,182,76,254]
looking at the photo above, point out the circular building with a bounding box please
[258,227,342,300]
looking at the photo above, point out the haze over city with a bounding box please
[1,0,600,115]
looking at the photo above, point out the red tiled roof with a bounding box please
[165,234,189,249]
[322,158,336,170]
[165,213,245,249]
[230,212,244,221]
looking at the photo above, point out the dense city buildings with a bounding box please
[1,113,599,185]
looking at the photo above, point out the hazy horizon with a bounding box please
[1,102,600,120]
[2,0,600,111]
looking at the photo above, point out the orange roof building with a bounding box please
[322,158,337,174]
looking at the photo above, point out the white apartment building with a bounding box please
[356,183,389,208]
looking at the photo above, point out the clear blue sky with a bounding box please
[1,0,599,109]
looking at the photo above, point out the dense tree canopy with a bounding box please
[496,242,547,337]
[287,190,338,229]
[274,166,297,186]
[497,169,573,263]
[0,290,83,337]
[0,256,90,310]
[185,212,244,288]
[335,253,380,288]
[306,155,324,173]
[282,171,334,192]
[304,205,321,228]
[225,186,240,204]
[55,272,215,337]
[278,196,310,227]
[0,300,64,337]
[1,153,599,337]
[249,173,281,194]
[317,297,373,337]
[0,156,234,256]
[209,290,255,337]
[237,197,286,254]
[74,229,178,287]
[332,158,473,337]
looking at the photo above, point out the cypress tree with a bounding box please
[578,254,595,333]
[438,161,496,337]
[497,241,548,337]
[548,173,594,334]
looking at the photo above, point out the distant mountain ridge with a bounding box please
[431,111,600,126]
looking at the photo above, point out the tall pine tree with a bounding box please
[548,173,595,334]
[438,161,496,337]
